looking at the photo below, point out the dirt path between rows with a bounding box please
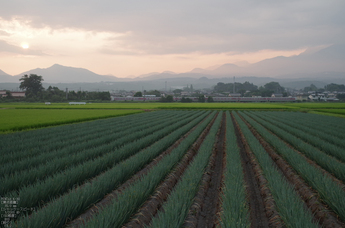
[239,113,345,228]
[232,113,282,228]
[67,113,215,228]
[196,112,226,228]
[122,112,219,228]
[182,112,226,228]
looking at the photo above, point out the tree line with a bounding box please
[214,81,288,97]
[2,74,110,102]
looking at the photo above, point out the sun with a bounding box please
[21,43,29,49]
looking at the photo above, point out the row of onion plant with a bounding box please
[12,111,215,228]
[233,112,318,228]
[238,111,345,222]
[147,112,223,228]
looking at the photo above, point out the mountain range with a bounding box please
[1,44,345,90]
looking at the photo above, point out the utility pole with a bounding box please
[66,88,68,100]
[233,76,236,93]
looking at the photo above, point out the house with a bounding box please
[0,90,26,98]
[271,93,283,97]
[296,94,308,101]
[228,93,241,97]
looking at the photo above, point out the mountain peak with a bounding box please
[0,69,11,76]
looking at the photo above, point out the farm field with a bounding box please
[313,108,345,115]
[1,102,344,133]
[1,110,345,227]
[0,102,299,110]
[0,109,143,133]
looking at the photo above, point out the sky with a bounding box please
[0,0,344,78]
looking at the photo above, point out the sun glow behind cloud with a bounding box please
[0,0,344,77]
[21,43,29,49]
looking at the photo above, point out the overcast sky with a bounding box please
[0,0,344,77]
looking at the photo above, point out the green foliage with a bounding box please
[134,91,142,97]
[220,112,250,228]
[160,95,173,102]
[233,112,318,228]
[82,111,214,227]
[181,97,192,103]
[149,112,222,228]
[173,89,182,95]
[324,83,345,92]
[264,81,284,93]
[239,111,345,222]
[198,95,205,102]
[247,111,345,164]
[303,84,318,92]
[0,109,141,133]
[0,112,191,195]
[207,96,214,102]
[19,74,44,98]
[336,93,345,101]
[214,81,257,93]
[145,90,161,97]
[13,111,211,228]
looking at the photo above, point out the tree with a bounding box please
[264,82,284,93]
[145,90,161,97]
[303,84,318,92]
[198,95,205,102]
[19,74,44,98]
[173,89,182,95]
[5,91,13,99]
[336,94,345,101]
[181,97,192,103]
[134,91,142,97]
[207,96,214,102]
[160,95,173,102]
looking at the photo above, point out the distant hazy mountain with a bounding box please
[12,64,119,83]
[184,44,345,78]
[0,70,19,83]
[1,44,344,87]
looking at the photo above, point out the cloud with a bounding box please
[0,39,47,55]
[1,0,344,55]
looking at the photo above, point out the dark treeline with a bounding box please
[1,74,110,102]
[214,81,287,97]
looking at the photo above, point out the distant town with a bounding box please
[1,74,344,102]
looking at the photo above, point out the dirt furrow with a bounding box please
[120,112,219,228]
[232,113,282,228]
[182,112,226,228]
[67,113,215,228]
[239,113,345,228]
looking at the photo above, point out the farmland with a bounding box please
[1,109,345,227]
[0,109,143,133]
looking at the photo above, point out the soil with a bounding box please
[66,112,216,228]
[183,112,226,228]
[122,112,219,228]
[232,113,282,228]
[239,113,345,228]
